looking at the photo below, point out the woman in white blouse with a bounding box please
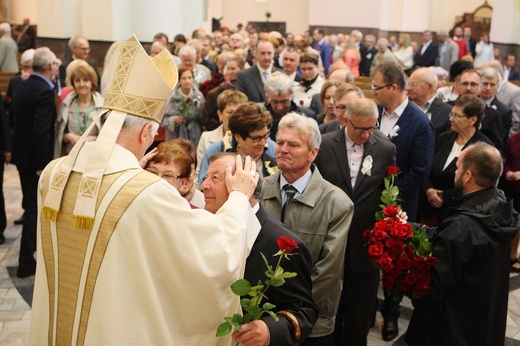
[474,32,494,66]
[393,33,414,75]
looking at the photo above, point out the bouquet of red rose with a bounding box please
[216,236,299,339]
[363,166,438,301]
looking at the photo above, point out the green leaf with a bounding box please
[267,310,280,321]
[231,279,251,296]
[279,272,297,279]
[260,252,272,271]
[232,314,243,325]
[265,270,275,278]
[262,302,276,311]
[242,313,252,324]
[247,305,263,320]
[270,277,285,287]
[274,266,284,277]
[216,322,232,336]
[240,298,250,310]
[384,178,389,190]
[391,185,399,197]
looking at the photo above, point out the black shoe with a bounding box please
[17,265,36,278]
[382,319,399,341]
[0,234,4,244]
[14,215,24,225]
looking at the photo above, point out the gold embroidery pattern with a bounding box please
[50,171,68,191]
[104,36,165,122]
[79,177,99,198]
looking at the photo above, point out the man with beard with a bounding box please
[406,142,517,345]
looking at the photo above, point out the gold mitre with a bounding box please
[103,34,178,122]
[42,35,178,230]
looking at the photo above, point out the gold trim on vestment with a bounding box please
[40,168,160,345]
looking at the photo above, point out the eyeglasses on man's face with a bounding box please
[371,84,393,92]
[348,118,379,135]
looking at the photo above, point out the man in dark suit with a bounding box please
[282,47,302,82]
[372,62,435,341]
[59,36,100,91]
[315,98,396,346]
[414,31,438,68]
[0,93,10,244]
[312,29,331,75]
[407,67,451,139]
[359,35,378,77]
[236,40,282,103]
[480,67,512,145]
[450,69,503,150]
[503,54,520,81]
[463,26,477,58]
[263,72,316,140]
[201,152,318,345]
[11,47,58,277]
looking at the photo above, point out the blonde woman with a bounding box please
[393,33,414,74]
[54,60,103,158]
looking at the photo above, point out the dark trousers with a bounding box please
[333,267,379,346]
[302,333,333,346]
[0,155,6,234]
[381,290,401,322]
[17,168,38,271]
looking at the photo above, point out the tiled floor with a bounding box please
[0,164,519,345]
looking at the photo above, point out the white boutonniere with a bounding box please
[491,104,497,110]
[193,95,201,109]
[426,112,432,120]
[361,155,373,176]
[389,125,400,139]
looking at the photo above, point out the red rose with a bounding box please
[185,98,191,103]
[362,229,372,243]
[382,276,395,289]
[397,280,412,293]
[426,256,439,268]
[276,236,299,253]
[383,205,399,218]
[387,267,402,279]
[404,273,417,285]
[373,228,388,241]
[367,242,384,258]
[387,166,400,176]
[413,285,430,297]
[404,244,415,256]
[385,237,405,254]
[299,100,304,105]
[378,253,393,271]
[416,274,432,286]
[396,255,412,271]
[412,256,427,270]
[390,222,413,239]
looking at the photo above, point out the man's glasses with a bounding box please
[371,84,393,92]
[348,118,379,135]
[248,132,270,143]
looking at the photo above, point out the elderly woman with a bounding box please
[146,139,205,208]
[393,33,414,75]
[292,53,325,109]
[422,96,493,225]
[198,102,276,185]
[370,38,397,76]
[54,60,103,158]
[196,90,248,179]
[316,80,342,125]
[162,66,205,147]
[342,35,360,77]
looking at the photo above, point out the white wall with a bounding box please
[219,0,309,34]
[8,0,518,45]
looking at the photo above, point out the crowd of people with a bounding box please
[1,19,520,345]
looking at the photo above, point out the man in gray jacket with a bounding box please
[261,112,353,346]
